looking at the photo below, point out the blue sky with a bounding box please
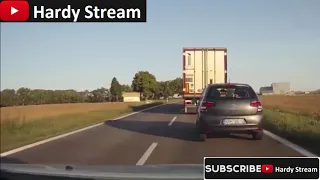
[1,0,319,91]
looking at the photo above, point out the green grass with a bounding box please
[0,101,178,153]
[263,108,320,156]
[263,106,320,120]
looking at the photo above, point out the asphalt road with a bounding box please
[1,102,305,165]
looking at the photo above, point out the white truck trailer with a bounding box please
[182,47,228,113]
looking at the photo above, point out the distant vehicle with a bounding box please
[182,47,227,114]
[195,83,264,141]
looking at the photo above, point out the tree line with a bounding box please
[0,71,183,107]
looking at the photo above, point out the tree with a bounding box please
[161,81,173,98]
[131,71,157,100]
[16,87,31,105]
[0,73,184,107]
[110,77,122,101]
[121,84,132,92]
[0,89,16,107]
[155,81,171,98]
[169,77,183,95]
[89,87,109,102]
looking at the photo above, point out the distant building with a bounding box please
[259,86,274,95]
[172,93,182,98]
[259,82,290,95]
[122,92,140,102]
[272,82,290,95]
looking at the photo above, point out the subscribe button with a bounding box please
[204,157,319,179]
[0,0,29,21]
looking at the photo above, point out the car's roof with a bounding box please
[207,83,251,87]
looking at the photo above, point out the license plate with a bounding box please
[223,119,245,125]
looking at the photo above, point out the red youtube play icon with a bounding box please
[261,164,274,173]
[0,0,29,21]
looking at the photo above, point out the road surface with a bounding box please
[1,102,305,165]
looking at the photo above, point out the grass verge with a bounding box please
[263,108,320,156]
[0,100,179,153]
[263,106,320,120]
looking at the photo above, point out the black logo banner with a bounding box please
[204,157,319,179]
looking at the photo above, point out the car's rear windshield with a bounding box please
[206,85,257,100]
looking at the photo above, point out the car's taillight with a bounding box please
[185,101,191,104]
[200,101,215,112]
[202,101,215,107]
[250,101,261,107]
[250,101,262,111]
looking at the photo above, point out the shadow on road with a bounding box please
[0,157,28,164]
[129,103,184,115]
[105,119,199,142]
[129,102,163,112]
[104,119,254,142]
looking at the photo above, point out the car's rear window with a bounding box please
[206,85,257,100]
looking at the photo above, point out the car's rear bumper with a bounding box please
[204,125,262,133]
[199,114,263,124]
[198,114,263,133]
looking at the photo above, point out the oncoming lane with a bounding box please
[1,103,182,165]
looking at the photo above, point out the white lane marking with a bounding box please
[0,103,177,157]
[263,130,318,157]
[168,116,177,126]
[136,142,158,165]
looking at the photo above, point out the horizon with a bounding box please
[2,81,319,93]
[1,0,319,92]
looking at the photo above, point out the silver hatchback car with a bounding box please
[196,83,264,141]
